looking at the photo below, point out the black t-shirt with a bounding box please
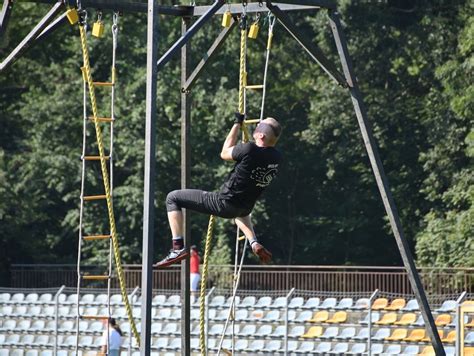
[219,142,282,210]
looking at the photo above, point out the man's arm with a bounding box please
[220,123,241,161]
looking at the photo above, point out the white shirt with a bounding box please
[102,328,122,350]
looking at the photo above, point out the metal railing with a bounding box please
[9,264,474,294]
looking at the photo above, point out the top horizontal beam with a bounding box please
[17,0,331,14]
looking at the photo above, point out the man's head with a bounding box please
[253,117,282,146]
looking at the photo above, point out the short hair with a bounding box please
[265,117,282,139]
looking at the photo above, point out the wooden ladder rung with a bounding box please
[83,195,107,201]
[93,82,114,87]
[82,275,110,281]
[88,116,114,122]
[245,84,264,90]
[83,155,111,161]
[81,315,109,320]
[83,234,111,241]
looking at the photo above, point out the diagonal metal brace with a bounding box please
[0,1,63,72]
[328,10,445,356]
[0,0,13,40]
[267,1,347,87]
[156,0,225,71]
[183,18,236,92]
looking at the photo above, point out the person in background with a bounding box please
[190,245,201,295]
[101,318,123,356]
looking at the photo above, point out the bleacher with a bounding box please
[0,288,473,355]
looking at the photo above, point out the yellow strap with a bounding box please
[78,24,140,347]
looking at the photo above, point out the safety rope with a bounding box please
[78,21,141,347]
[259,14,276,121]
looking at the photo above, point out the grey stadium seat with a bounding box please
[24,293,39,304]
[0,293,10,303]
[287,340,298,352]
[0,305,13,317]
[295,310,312,322]
[164,295,180,307]
[235,309,248,321]
[288,297,304,309]
[413,314,425,326]
[25,351,39,356]
[352,297,369,310]
[209,295,226,307]
[319,297,337,309]
[359,311,380,324]
[239,296,256,308]
[266,340,282,352]
[263,310,280,322]
[349,343,366,354]
[320,326,339,339]
[238,324,257,336]
[402,299,419,311]
[331,342,349,354]
[335,326,356,339]
[335,297,353,309]
[41,305,55,316]
[20,334,36,347]
[81,294,95,304]
[93,293,108,305]
[436,300,457,312]
[79,335,94,347]
[16,319,32,332]
[255,296,272,308]
[466,331,474,344]
[445,346,455,355]
[166,338,181,351]
[223,296,240,307]
[27,305,42,317]
[372,328,390,340]
[234,339,249,352]
[109,294,122,305]
[287,309,297,321]
[371,343,384,354]
[168,308,181,320]
[245,340,263,352]
[314,342,331,353]
[384,344,401,354]
[403,345,420,355]
[12,305,28,317]
[272,325,286,338]
[288,325,305,338]
[208,324,224,336]
[34,335,50,347]
[151,322,162,334]
[296,341,315,353]
[10,293,26,304]
[1,319,16,332]
[214,309,229,321]
[271,296,287,309]
[162,322,180,335]
[152,294,166,306]
[5,334,21,346]
[302,297,320,309]
[255,324,272,337]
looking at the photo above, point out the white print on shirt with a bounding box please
[250,164,279,187]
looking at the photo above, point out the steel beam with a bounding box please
[140,0,159,353]
[328,10,445,356]
[267,2,346,87]
[268,0,336,9]
[180,16,191,356]
[0,0,13,39]
[0,1,63,72]
[183,18,236,92]
[156,0,225,70]
[35,11,69,42]
[192,2,319,16]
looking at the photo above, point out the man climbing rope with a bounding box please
[154,113,282,268]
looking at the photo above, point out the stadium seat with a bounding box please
[414,314,425,326]
[335,326,356,339]
[370,343,384,355]
[271,296,287,309]
[287,340,298,352]
[151,294,166,306]
[465,347,474,356]
[402,345,420,355]
[335,298,353,309]
[288,325,305,338]
[162,322,179,335]
[79,335,94,347]
[320,326,339,339]
[28,305,42,317]
[109,294,122,305]
[352,297,369,310]
[65,294,78,305]
[287,309,297,321]
[385,328,408,341]
[89,320,103,334]
[308,310,328,323]
[45,320,56,332]
[58,320,74,333]
[245,339,263,352]
[61,335,76,347]
[466,331,474,344]
[92,293,108,306]
[255,296,272,308]
[30,319,46,333]
[385,298,406,311]
[12,305,28,317]
[235,309,248,321]
[239,296,256,308]
[34,335,50,347]
[360,311,380,324]
[435,314,451,326]
[1,319,16,332]
[419,346,436,355]
[151,322,162,334]
[395,312,417,325]
[372,328,390,340]
[353,327,370,340]
[295,310,312,322]
[319,297,337,309]
[10,293,26,304]
[372,298,388,310]
[272,325,286,338]
[288,297,304,309]
[20,334,35,347]
[248,309,264,321]
[375,312,397,325]
[214,309,229,321]
[42,305,55,316]
[167,338,182,351]
[255,324,272,337]
[314,342,331,353]
[331,342,349,354]
[209,295,225,307]
[0,292,10,303]
[384,344,402,354]
[266,340,282,352]
[190,308,200,321]
[404,328,425,342]
[263,310,280,322]
[436,300,457,312]
[326,311,347,323]
[301,326,323,338]
[40,351,54,356]
[164,295,180,307]
[302,297,320,309]
[0,305,13,317]
[156,308,172,319]
[349,343,366,354]
[449,314,468,327]
[223,295,240,307]
[296,341,316,353]
[402,298,420,311]
[421,329,444,342]
[24,293,39,304]
[80,294,95,304]
[238,324,256,336]
[16,319,32,332]
[152,337,169,349]
[57,306,70,318]
[25,351,39,356]
[0,349,6,356]
[208,324,224,336]
[442,330,456,343]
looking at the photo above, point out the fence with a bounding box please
[9,264,474,294]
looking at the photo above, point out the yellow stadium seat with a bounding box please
[419,346,435,356]
[301,326,323,338]
[465,347,474,356]
[421,329,444,342]
[395,313,417,325]
[441,330,456,343]
[466,317,474,328]
[326,311,347,324]
[385,298,406,311]
[375,312,397,325]
[385,328,408,341]
[404,329,425,342]
[372,298,389,310]
[308,311,329,323]
[463,300,474,307]
[435,314,451,326]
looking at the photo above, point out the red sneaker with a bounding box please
[154,248,189,268]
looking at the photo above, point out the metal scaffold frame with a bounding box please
[0,0,446,355]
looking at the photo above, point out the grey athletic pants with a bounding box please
[166,189,251,218]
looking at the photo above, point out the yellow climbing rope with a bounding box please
[78,23,140,346]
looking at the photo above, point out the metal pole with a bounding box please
[180,15,192,356]
[455,291,467,356]
[327,11,445,356]
[53,285,65,356]
[367,289,378,356]
[284,288,295,356]
[140,0,159,352]
[129,286,140,356]
[0,0,13,39]
[156,0,225,70]
[206,287,215,356]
